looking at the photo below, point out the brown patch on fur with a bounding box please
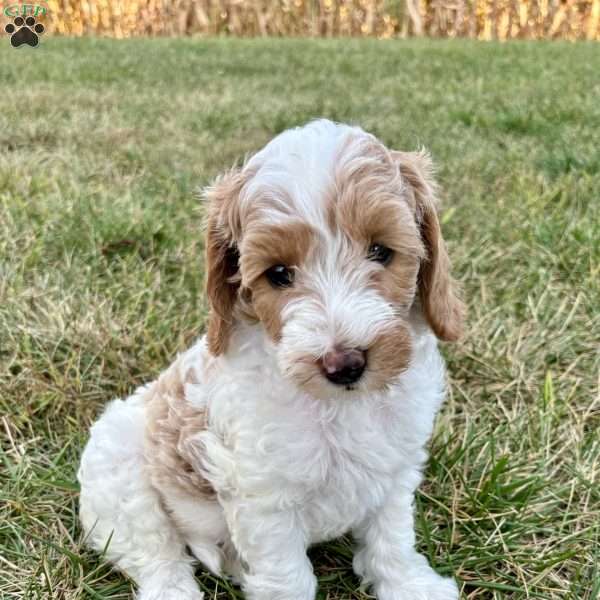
[144,356,215,499]
[332,134,424,319]
[248,281,292,341]
[333,134,425,257]
[204,167,249,356]
[241,221,316,341]
[371,254,420,315]
[240,221,316,285]
[392,151,465,342]
[367,321,413,390]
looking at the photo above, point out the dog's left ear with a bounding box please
[203,167,246,356]
[392,150,465,342]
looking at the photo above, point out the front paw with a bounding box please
[138,588,204,600]
[376,568,459,600]
[243,571,317,600]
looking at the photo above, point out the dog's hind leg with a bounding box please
[78,393,203,600]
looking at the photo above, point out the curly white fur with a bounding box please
[78,120,462,600]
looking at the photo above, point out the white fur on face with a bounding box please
[277,243,397,397]
[237,120,419,397]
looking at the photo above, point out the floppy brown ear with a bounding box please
[203,167,246,356]
[393,150,464,342]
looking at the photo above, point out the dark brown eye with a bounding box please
[368,244,393,265]
[265,265,294,288]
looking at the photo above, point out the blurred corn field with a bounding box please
[29,0,600,39]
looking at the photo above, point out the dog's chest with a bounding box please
[200,336,441,541]
[252,400,410,541]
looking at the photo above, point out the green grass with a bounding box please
[1,37,599,600]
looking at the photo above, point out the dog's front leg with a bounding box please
[224,500,316,600]
[353,476,459,600]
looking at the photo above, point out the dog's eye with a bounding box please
[265,265,294,288]
[368,243,393,266]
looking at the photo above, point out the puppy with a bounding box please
[78,119,464,600]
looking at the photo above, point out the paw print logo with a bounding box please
[5,16,45,48]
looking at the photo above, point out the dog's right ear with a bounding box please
[203,167,246,356]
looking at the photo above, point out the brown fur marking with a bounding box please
[240,221,317,340]
[204,167,248,356]
[144,356,215,499]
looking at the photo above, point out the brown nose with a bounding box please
[320,348,366,385]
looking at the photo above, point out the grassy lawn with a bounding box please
[1,37,599,599]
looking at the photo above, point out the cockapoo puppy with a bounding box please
[78,119,464,600]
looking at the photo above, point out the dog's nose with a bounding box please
[320,348,366,385]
